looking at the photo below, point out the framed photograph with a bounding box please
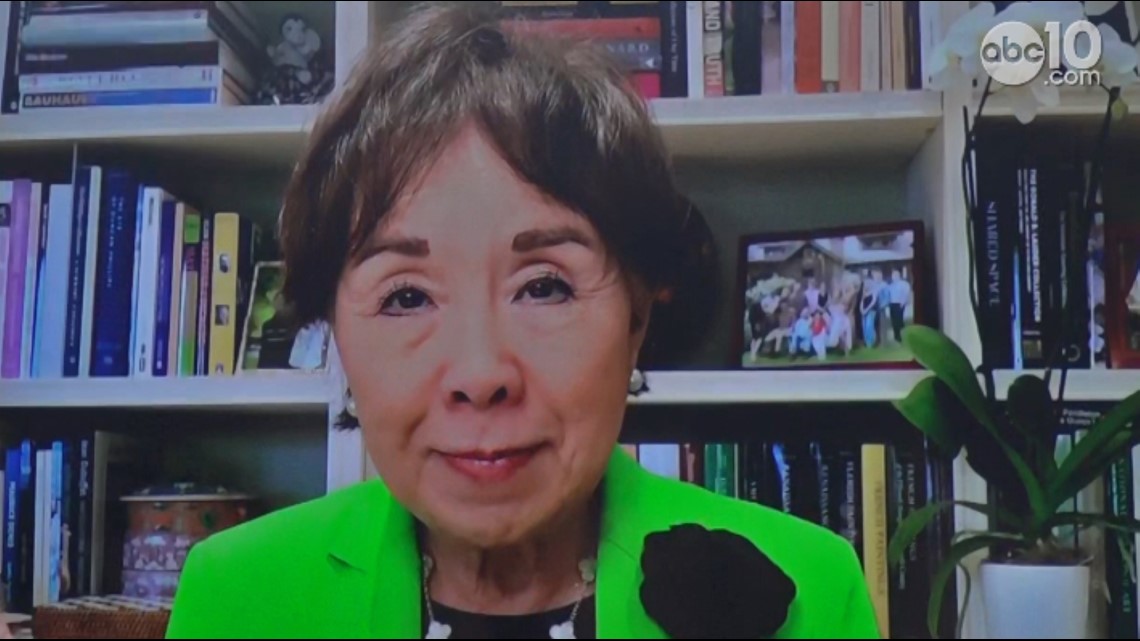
[736,221,926,369]
[238,261,331,374]
[1105,219,1140,368]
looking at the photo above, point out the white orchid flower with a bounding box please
[927,1,998,90]
[1094,22,1140,90]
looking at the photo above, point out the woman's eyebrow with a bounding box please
[512,226,594,253]
[354,236,430,265]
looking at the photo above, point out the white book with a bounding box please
[132,187,164,378]
[166,201,186,375]
[21,183,43,379]
[685,1,705,98]
[77,166,102,378]
[760,2,782,94]
[780,1,796,94]
[918,0,943,88]
[821,1,841,92]
[35,184,73,378]
[861,1,881,92]
[638,444,682,480]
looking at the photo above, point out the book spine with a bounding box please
[19,65,223,93]
[90,169,139,377]
[152,198,177,377]
[62,169,91,378]
[21,87,221,110]
[730,0,761,95]
[195,215,213,376]
[794,0,821,93]
[37,185,73,378]
[3,447,19,611]
[860,1,880,91]
[207,212,239,375]
[838,445,862,559]
[60,438,78,600]
[759,1,782,95]
[30,185,51,377]
[861,442,889,639]
[820,0,840,92]
[179,210,202,376]
[33,449,46,608]
[779,1,795,94]
[1107,452,1138,637]
[21,184,44,379]
[16,440,36,613]
[838,0,860,92]
[132,188,162,378]
[0,183,12,359]
[661,1,689,98]
[889,1,905,90]
[49,441,62,603]
[18,40,223,74]
[903,0,920,89]
[702,1,725,97]
[19,9,215,48]
[76,435,92,596]
[3,180,31,378]
[78,167,102,377]
[167,204,185,375]
[685,1,705,98]
[1022,160,1047,368]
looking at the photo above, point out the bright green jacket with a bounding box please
[165,448,882,639]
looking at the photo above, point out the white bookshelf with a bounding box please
[0,372,332,411]
[1,1,1136,638]
[628,369,930,404]
[0,103,320,165]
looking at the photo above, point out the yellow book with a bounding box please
[861,442,890,639]
[207,212,248,376]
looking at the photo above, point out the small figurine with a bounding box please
[255,13,333,105]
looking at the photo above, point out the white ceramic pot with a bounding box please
[981,561,1090,639]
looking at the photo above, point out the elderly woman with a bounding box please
[165,5,879,639]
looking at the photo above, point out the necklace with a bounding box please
[422,555,598,639]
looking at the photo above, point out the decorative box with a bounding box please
[33,595,172,639]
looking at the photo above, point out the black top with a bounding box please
[421,596,597,639]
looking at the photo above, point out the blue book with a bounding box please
[90,169,140,377]
[49,441,62,603]
[28,189,51,376]
[22,87,221,109]
[152,198,176,377]
[3,447,20,610]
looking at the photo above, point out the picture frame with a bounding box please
[1104,219,1140,368]
[237,261,330,374]
[735,220,926,370]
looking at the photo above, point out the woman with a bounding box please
[165,5,880,639]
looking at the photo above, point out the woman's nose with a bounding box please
[440,315,523,410]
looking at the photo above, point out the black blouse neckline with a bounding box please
[421,595,597,639]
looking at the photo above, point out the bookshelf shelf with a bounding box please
[0,103,321,166]
[983,85,1140,119]
[627,369,928,405]
[992,369,1140,403]
[0,373,332,412]
[650,89,944,162]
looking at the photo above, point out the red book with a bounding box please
[795,0,822,93]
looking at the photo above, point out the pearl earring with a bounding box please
[346,391,358,417]
[628,369,646,395]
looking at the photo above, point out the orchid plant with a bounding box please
[886,2,1140,639]
[928,0,1139,123]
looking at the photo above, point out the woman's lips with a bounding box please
[439,445,542,483]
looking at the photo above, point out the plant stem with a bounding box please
[964,78,996,401]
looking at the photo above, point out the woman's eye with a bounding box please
[514,275,574,304]
[379,286,433,316]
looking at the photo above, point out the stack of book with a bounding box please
[3,1,263,112]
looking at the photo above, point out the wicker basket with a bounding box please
[32,595,172,639]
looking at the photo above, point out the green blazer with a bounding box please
[165,448,882,639]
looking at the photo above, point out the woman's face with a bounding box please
[334,125,646,549]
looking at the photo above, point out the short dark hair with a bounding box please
[279,3,715,364]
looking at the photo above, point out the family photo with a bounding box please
[739,224,922,369]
